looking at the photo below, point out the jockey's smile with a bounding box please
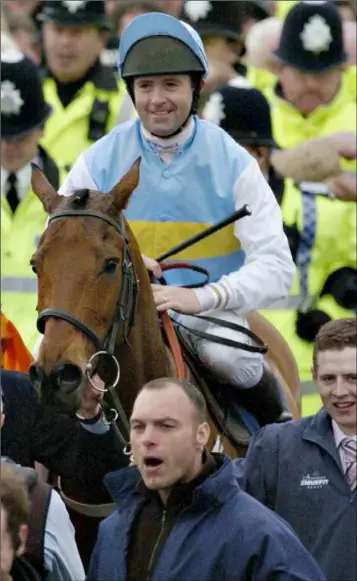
[133,74,193,137]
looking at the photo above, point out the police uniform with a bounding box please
[202,84,356,382]
[38,0,129,173]
[269,1,357,168]
[180,0,277,103]
[1,50,63,351]
[180,0,248,85]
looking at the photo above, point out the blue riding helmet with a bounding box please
[118,12,209,80]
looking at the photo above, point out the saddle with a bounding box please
[161,312,291,450]
[176,327,256,448]
[160,314,263,449]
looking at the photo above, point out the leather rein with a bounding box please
[37,207,268,519]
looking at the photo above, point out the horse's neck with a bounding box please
[114,252,172,412]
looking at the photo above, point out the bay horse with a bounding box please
[29,159,300,567]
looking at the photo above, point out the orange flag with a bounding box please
[1,312,33,373]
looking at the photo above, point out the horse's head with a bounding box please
[30,159,142,413]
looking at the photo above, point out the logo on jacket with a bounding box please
[300,472,329,489]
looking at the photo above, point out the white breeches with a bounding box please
[175,310,264,389]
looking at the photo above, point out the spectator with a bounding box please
[2,0,43,33]
[1,49,60,351]
[235,318,357,581]
[156,0,184,17]
[87,377,325,581]
[331,0,356,22]
[38,0,129,173]
[1,462,39,581]
[101,0,163,70]
[268,1,356,162]
[6,11,42,65]
[1,396,85,581]
[2,0,42,18]
[180,0,250,103]
[1,312,33,373]
[1,369,126,496]
[110,0,163,37]
[202,85,356,383]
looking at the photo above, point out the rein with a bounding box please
[36,209,140,447]
[36,205,268,520]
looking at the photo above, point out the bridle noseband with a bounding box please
[36,208,140,446]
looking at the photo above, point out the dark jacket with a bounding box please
[1,459,51,578]
[87,454,326,581]
[234,409,356,581]
[0,370,127,496]
[10,557,41,581]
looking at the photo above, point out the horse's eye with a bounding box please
[30,260,37,274]
[103,258,119,274]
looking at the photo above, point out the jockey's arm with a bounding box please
[59,154,295,314]
[194,158,295,314]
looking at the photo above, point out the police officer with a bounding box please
[202,84,356,383]
[1,48,61,351]
[180,0,249,98]
[38,0,129,173]
[269,1,356,159]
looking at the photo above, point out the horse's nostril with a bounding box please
[29,363,47,391]
[51,362,83,393]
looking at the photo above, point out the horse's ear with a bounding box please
[31,163,60,214]
[105,158,141,214]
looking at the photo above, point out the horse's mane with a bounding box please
[71,189,90,209]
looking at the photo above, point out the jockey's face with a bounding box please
[133,74,193,136]
[130,384,210,503]
[313,347,356,435]
[278,65,342,115]
[43,23,108,83]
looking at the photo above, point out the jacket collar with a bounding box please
[302,408,336,455]
[104,454,239,510]
[44,60,117,92]
[272,75,352,124]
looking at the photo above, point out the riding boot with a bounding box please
[235,366,292,427]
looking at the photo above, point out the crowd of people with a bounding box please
[1,1,356,581]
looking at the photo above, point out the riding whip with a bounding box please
[155,204,252,262]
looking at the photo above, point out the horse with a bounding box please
[29,158,301,567]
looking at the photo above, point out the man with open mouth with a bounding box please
[86,376,325,581]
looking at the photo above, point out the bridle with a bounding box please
[36,209,140,447]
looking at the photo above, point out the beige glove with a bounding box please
[271,138,341,182]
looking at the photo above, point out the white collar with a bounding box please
[332,419,356,447]
[1,163,32,201]
[141,117,195,152]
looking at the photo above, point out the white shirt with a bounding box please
[332,419,357,469]
[1,164,32,201]
[45,489,85,581]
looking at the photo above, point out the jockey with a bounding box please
[59,12,295,423]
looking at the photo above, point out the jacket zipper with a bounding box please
[146,509,167,581]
